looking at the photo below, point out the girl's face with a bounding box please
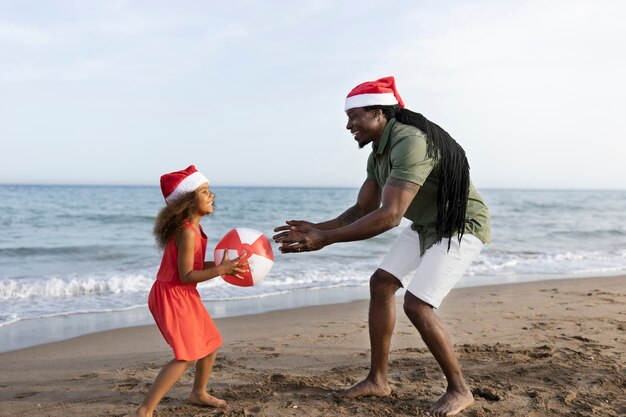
[195,183,215,215]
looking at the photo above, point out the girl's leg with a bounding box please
[134,359,195,417]
[188,350,227,408]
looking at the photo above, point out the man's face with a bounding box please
[345,108,383,149]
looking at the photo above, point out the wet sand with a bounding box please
[0,275,623,417]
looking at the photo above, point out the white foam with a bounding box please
[0,275,153,300]
[2,246,625,328]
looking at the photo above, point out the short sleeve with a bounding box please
[389,134,435,186]
[366,152,376,180]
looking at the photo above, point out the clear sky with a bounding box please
[1,0,625,189]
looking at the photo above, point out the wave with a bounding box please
[80,214,155,225]
[2,246,624,301]
[0,313,19,327]
[0,245,109,256]
[470,248,626,276]
[0,275,154,300]
[0,303,149,328]
[548,229,626,239]
[0,245,152,260]
[0,268,370,301]
[2,262,624,328]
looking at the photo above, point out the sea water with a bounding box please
[0,185,625,350]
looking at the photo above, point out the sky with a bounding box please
[1,0,625,189]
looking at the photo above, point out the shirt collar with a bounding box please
[372,118,396,156]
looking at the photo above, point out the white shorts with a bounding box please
[379,226,484,309]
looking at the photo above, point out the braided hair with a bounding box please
[365,105,470,249]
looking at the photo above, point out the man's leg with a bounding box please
[403,292,474,416]
[335,269,402,398]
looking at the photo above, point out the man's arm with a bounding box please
[314,179,382,230]
[325,177,419,244]
[277,177,419,252]
[273,179,381,243]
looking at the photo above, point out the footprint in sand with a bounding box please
[256,346,276,352]
[13,392,38,399]
[528,344,553,359]
[318,333,347,338]
[571,335,596,343]
[113,377,145,392]
[255,346,280,358]
[472,386,502,401]
[268,373,287,383]
[244,405,262,416]
[67,372,100,381]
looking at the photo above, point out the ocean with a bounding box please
[1,185,625,351]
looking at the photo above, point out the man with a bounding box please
[273,76,490,416]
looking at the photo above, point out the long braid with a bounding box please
[369,105,470,249]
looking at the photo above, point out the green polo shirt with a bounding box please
[366,118,491,254]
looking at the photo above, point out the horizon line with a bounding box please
[0,183,625,192]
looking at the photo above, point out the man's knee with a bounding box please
[369,269,402,297]
[403,291,433,324]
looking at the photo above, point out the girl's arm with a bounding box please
[177,228,248,284]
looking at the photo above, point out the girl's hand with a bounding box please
[219,250,250,280]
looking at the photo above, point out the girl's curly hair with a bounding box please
[153,192,199,249]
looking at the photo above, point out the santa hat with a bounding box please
[160,165,209,204]
[344,76,405,112]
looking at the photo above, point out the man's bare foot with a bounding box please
[333,379,391,399]
[189,391,227,409]
[429,388,474,416]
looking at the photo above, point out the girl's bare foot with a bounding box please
[189,391,227,409]
[132,407,152,417]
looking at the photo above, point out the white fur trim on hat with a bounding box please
[165,171,209,203]
[344,92,398,112]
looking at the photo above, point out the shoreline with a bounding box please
[0,285,371,354]
[0,274,623,416]
[1,272,624,354]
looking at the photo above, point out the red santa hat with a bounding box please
[344,76,405,112]
[160,165,209,204]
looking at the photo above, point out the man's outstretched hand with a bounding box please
[273,220,327,253]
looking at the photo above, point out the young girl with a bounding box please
[134,165,248,417]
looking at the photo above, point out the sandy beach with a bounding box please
[0,275,623,417]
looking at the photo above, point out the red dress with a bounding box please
[148,221,222,360]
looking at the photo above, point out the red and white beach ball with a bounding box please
[214,227,274,287]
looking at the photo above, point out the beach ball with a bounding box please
[214,227,274,287]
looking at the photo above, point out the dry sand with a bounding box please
[0,275,624,417]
